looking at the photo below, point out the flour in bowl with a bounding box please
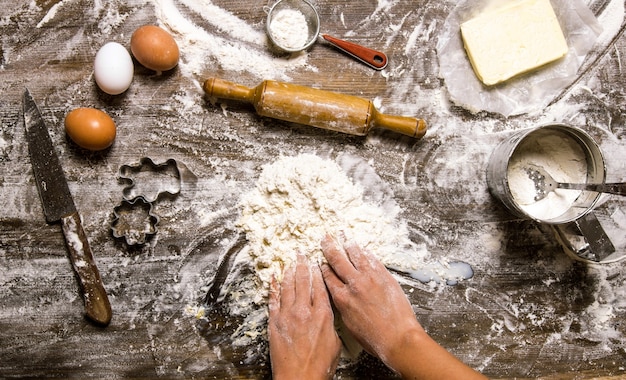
[237,153,416,296]
[268,8,310,50]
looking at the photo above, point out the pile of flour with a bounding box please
[268,8,310,50]
[237,153,417,296]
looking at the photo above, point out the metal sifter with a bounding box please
[266,0,388,70]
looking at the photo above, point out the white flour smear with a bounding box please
[36,0,69,28]
[238,153,445,297]
[151,0,315,83]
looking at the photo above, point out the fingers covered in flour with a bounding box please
[294,253,313,306]
[320,234,358,283]
[343,238,382,272]
[279,259,297,307]
[268,252,342,380]
[319,233,424,365]
[268,276,281,314]
[310,259,331,310]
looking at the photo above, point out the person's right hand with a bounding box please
[320,234,423,366]
[320,234,487,380]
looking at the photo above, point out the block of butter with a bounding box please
[460,0,568,86]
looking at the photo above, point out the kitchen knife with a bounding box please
[24,89,112,326]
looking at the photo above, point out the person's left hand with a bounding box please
[268,253,342,380]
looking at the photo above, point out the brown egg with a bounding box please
[130,25,180,72]
[65,108,116,151]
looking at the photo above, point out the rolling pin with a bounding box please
[203,77,427,139]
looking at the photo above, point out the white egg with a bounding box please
[94,42,134,95]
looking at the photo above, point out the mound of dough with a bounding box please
[237,153,413,296]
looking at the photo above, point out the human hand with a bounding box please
[320,235,487,380]
[268,253,342,380]
[320,234,424,367]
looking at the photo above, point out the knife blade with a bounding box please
[24,89,112,326]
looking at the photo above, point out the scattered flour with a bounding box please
[223,153,473,356]
[237,153,418,297]
[151,0,316,82]
[268,8,310,50]
[594,0,625,46]
[36,0,68,28]
[20,0,624,372]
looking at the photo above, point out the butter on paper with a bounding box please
[460,0,568,86]
[437,0,603,116]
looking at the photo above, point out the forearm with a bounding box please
[319,236,485,379]
[384,327,487,380]
[272,365,333,380]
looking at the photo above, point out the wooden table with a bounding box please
[1,0,625,378]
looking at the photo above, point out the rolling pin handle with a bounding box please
[370,108,427,138]
[203,77,257,103]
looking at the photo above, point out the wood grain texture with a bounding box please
[1,0,625,378]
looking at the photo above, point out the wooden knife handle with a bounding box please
[61,212,112,326]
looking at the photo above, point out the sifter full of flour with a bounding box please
[486,124,624,263]
[487,124,606,224]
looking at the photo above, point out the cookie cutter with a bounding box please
[111,196,159,246]
[118,157,182,202]
[112,157,190,246]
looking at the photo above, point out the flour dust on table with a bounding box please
[188,153,474,361]
[238,153,473,296]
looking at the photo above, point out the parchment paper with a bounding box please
[437,0,603,117]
